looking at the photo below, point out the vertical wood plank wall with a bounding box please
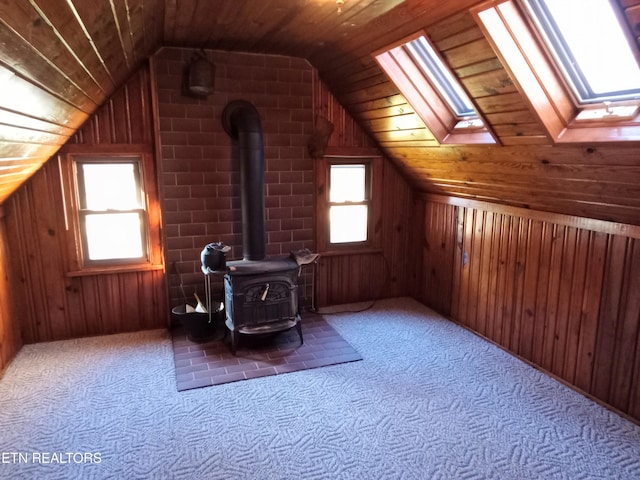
[0,208,22,375]
[417,194,640,422]
[3,65,167,344]
[312,71,418,306]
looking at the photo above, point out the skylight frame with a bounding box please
[403,36,477,118]
[374,32,497,145]
[521,0,640,105]
[472,0,640,143]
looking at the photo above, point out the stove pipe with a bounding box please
[222,100,266,261]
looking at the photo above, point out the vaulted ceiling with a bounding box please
[1,0,640,224]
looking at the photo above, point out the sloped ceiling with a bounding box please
[1,0,640,224]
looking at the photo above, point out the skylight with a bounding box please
[374,33,496,145]
[522,0,640,104]
[472,0,640,142]
[403,36,477,118]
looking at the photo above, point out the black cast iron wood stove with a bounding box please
[223,258,302,354]
[219,100,303,354]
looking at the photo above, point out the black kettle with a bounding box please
[201,242,230,272]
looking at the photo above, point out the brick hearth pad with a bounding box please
[171,314,362,391]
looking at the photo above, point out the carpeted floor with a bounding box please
[0,297,639,479]
[171,314,362,390]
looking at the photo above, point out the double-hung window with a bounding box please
[74,157,148,265]
[316,155,382,253]
[60,148,162,275]
[328,162,371,244]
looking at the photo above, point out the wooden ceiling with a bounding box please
[1,0,640,224]
[0,0,164,203]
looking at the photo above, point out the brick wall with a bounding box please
[153,48,315,307]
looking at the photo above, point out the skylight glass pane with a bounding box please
[81,163,141,210]
[525,0,640,103]
[404,36,477,117]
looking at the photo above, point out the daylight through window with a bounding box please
[328,163,370,244]
[75,159,148,264]
[374,33,496,144]
[522,0,640,104]
[404,36,477,118]
[473,0,640,142]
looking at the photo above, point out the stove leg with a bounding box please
[296,320,303,345]
[230,329,238,355]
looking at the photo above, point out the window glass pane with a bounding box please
[85,213,144,260]
[526,0,640,102]
[82,163,140,210]
[330,205,368,243]
[330,164,366,202]
[404,36,477,117]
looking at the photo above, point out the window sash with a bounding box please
[523,0,640,104]
[403,36,477,118]
[472,0,640,142]
[74,157,149,266]
[327,161,372,245]
[79,210,147,262]
[329,205,369,244]
[76,159,144,210]
[374,32,497,145]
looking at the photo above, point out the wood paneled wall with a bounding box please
[0,207,22,375]
[621,0,640,48]
[3,65,167,344]
[312,71,418,306]
[416,194,640,422]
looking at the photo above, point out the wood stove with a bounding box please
[217,99,305,354]
[224,258,302,354]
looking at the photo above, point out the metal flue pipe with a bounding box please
[222,100,266,261]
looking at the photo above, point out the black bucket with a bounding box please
[171,303,224,342]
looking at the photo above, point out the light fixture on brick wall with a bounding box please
[187,52,215,97]
[336,0,344,14]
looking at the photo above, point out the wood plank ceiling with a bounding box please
[1,0,639,225]
[0,0,164,203]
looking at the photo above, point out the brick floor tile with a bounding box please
[171,316,362,391]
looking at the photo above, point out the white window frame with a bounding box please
[521,0,640,106]
[327,160,372,245]
[60,149,163,275]
[472,0,640,142]
[316,153,383,254]
[74,157,149,267]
